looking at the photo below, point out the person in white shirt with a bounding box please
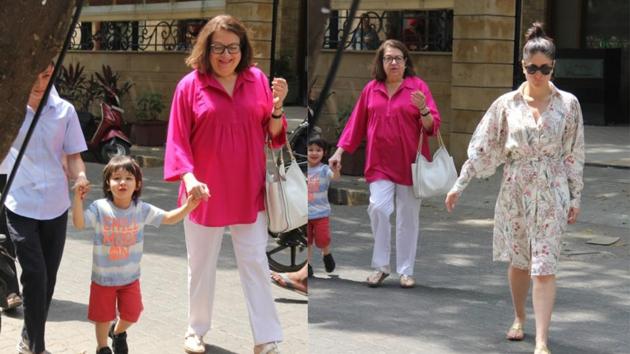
[0,62,90,354]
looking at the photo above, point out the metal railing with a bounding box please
[70,19,207,51]
[323,9,453,52]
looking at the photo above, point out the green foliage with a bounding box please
[335,104,355,138]
[56,62,101,111]
[135,92,166,121]
[94,64,133,106]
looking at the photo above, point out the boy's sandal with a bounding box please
[506,323,525,341]
[366,271,389,287]
[270,272,307,296]
[534,345,551,354]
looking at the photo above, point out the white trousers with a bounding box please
[183,212,283,344]
[368,180,421,276]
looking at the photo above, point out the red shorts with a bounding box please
[307,217,331,249]
[88,279,143,323]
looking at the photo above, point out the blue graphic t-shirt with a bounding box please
[308,163,334,219]
[83,199,165,286]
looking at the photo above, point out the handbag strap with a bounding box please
[267,132,296,168]
[417,128,446,154]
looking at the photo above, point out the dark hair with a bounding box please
[522,22,555,61]
[308,137,330,164]
[371,39,416,81]
[102,155,143,202]
[185,14,254,74]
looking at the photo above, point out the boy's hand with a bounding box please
[73,183,90,201]
[186,194,202,210]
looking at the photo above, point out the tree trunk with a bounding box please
[0,1,77,161]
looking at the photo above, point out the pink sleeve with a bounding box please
[337,84,370,153]
[420,79,441,136]
[164,80,195,182]
[260,70,287,148]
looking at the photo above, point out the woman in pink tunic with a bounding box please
[329,39,441,289]
[445,23,584,354]
[164,15,287,354]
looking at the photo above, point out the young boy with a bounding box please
[72,156,200,354]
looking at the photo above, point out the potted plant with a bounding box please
[56,63,102,141]
[130,92,168,146]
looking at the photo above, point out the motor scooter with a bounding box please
[79,89,132,163]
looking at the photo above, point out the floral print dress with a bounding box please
[450,82,584,275]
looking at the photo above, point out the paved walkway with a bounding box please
[0,163,308,354]
[583,125,630,168]
[310,164,630,354]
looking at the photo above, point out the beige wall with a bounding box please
[450,0,516,166]
[226,0,274,73]
[65,51,190,122]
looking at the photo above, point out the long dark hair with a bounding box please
[371,39,416,81]
[522,22,555,61]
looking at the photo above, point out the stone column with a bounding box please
[226,0,274,75]
[450,0,516,167]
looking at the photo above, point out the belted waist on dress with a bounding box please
[506,154,562,165]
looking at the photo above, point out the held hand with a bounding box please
[445,191,460,213]
[328,150,343,171]
[184,176,210,201]
[271,77,288,108]
[411,90,426,110]
[567,207,580,224]
[186,194,202,210]
[73,175,91,200]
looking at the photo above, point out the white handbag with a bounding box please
[411,129,458,199]
[265,139,308,233]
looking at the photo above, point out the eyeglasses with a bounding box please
[524,64,553,75]
[383,55,405,64]
[210,43,241,55]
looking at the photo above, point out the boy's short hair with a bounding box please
[308,137,329,151]
[102,155,143,202]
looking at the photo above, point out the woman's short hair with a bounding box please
[185,14,254,74]
[371,39,416,81]
[102,155,143,202]
[522,22,555,62]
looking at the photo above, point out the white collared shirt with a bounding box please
[0,87,87,220]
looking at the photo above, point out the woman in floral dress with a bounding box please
[445,23,584,354]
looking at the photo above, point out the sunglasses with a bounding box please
[524,64,553,75]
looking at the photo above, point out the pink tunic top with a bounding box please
[164,67,286,227]
[337,76,441,185]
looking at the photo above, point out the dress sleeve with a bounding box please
[562,97,585,209]
[83,201,98,229]
[260,70,287,149]
[164,80,195,182]
[420,80,441,136]
[337,85,370,154]
[63,105,88,155]
[450,98,507,194]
